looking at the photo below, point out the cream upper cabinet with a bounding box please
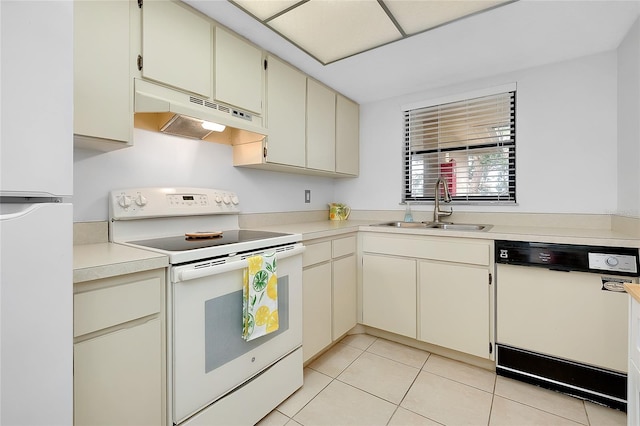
[335,94,359,176]
[306,79,336,172]
[141,0,212,98]
[265,55,306,168]
[214,27,263,114]
[74,0,132,149]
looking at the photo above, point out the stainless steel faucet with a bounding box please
[433,176,453,223]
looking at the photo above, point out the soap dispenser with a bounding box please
[404,202,413,222]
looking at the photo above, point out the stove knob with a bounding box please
[231,195,239,205]
[135,194,147,207]
[606,257,619,267]
[214,194,222,204]
[117,194,132,208]
[222,195,231,205]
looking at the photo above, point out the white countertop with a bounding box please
[73,217,640,283]
[73,243,169,283]
[258,220,640,248]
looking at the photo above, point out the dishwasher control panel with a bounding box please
[495,240,640,277]
[588,252,638,274]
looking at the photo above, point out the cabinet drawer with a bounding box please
[332,236,356,258]
[74,276,162,337]
[303,241,331,267]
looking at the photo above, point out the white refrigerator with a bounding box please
[0,1,73,425]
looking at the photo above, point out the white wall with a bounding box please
[617,17,640,218]
[75,49,625,221]
[336,51,619,215]
[73,129,335,221]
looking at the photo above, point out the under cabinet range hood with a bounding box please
[133,78,267,143]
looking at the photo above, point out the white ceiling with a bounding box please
[229,0,512,64]
[184,0,640,104]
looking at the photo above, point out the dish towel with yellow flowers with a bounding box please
[242,251,278,341]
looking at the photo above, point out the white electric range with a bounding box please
[109,187,304,426]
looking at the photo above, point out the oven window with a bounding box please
[204,276,290,373]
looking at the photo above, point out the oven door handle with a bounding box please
[177,245,305,282]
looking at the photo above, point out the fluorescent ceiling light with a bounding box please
[201,121,226,132]
[230,0,515,65]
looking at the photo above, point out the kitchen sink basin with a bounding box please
[371,221,491,231]
[371,221,430,229]
[425,223,492,231]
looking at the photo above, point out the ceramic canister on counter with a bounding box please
[328,203,350,221]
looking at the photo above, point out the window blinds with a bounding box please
[403,91,516,203]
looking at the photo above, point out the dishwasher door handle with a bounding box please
[176,245,305,282]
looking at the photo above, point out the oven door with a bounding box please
[170,245,304,424]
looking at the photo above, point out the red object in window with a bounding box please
[439,160,457,197]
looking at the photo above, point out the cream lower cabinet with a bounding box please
[419,260,490,358]
[362,254,416,338]
[332,236,358,338]
[361,233,493,359]
[628,292,640,425]
[302,259,332,362]
[302,235,357,363]
[73,269,165,426]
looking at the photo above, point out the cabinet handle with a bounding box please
[176,245,305,282]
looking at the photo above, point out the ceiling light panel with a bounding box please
[232,0,301,21]
[268,0,402,64]
[384,0,513,35]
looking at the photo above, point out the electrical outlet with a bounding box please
[304,190,311,203]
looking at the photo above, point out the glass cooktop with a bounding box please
[129,230,291,252]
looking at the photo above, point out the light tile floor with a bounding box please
[257,334,627,426]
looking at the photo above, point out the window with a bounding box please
[403,90,516,204]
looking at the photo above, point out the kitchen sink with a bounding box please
[425,223,492,231]
[371,221,431,229]
[371,221,491,231]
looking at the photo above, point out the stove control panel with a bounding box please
[110,187,240,220]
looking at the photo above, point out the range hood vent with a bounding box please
[160,114,214,140]
[134,78,268,140]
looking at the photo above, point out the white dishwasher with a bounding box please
[495,240,639,411]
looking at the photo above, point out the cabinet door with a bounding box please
[214,27,263,114]
[141,0,212,97]
[302,263,332,362]
[419,261,490,358]
[333,254,357,339]
[335,94,359,176]
[362,254,416,338]
[265,55,306,168]
[629,359,640,426]
[74,0,131,146]
[74,318,162,426]
[306,79,336,172]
